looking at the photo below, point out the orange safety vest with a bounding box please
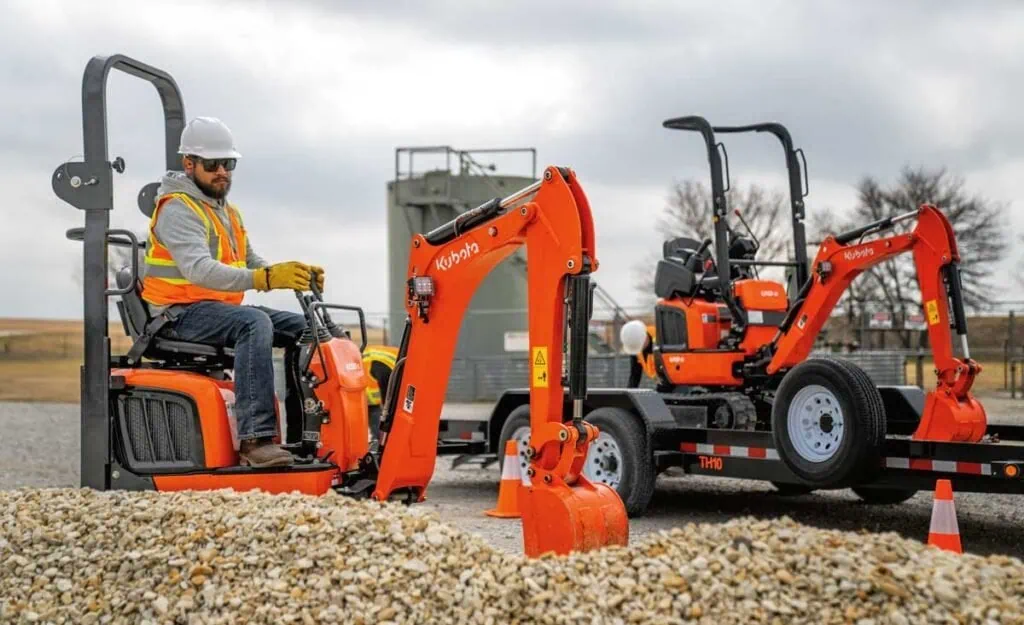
[141,192,249,307]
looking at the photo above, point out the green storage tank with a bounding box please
[386,147,537,358]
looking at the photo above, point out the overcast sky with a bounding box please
[4,0,1024,324]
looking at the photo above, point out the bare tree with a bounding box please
[810,166,1008,348]
[633,180,794,306]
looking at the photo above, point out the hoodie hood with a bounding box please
[156,171,228,210]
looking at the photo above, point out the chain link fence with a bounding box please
[276,349,910,404]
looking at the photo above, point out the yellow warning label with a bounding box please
[532,347,548,387]
[926,300,940,326]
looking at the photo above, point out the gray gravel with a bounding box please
[6,488,1023,625]
[3,401,1024,560]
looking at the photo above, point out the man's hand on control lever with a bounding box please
[254,261,312,292]
[309,265,325,292]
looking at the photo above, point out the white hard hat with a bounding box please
[178,116,242,159]
[620,320,649,355]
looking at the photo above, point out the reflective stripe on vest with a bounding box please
[141,192,248,306]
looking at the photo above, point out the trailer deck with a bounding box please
[665,426,1024,494]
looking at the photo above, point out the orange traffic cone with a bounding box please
[485,439,524,518]
[927,479,962,553]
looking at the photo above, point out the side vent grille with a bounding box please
[116,390,203,472]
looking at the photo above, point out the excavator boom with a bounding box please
[767,203,986,442]
[345,166,628,557]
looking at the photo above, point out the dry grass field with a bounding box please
[0,318,386,403]
[1,317,1016,403]
[904,358,1007,392]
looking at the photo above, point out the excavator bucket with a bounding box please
[519,475,628,557]
[915,388,988,442]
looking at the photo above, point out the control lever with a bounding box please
[309,269,347,339]
[685,238,714,273]
[685,238,715,308]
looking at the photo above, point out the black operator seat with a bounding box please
[115,266,235,364]
[654,236,721,299]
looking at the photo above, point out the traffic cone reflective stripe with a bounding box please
[928,479,962,553]
[485,440,523,518]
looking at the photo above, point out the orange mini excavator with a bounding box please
[53,54,627,557]
[634,116,987,485]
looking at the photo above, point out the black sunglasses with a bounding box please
[188,156,237,172]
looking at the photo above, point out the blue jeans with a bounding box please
[162,301,307,442]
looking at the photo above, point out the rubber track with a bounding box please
[666,392,758,430]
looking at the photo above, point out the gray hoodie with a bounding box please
[143,172,268,306]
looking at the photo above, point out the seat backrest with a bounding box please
[662,236,703,260]
[654,259,698,299]
[116,266,152,339]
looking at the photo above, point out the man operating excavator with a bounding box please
[140,116,326,468]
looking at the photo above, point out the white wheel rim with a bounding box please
[583,432,623,489]
[510,425,532,476]
[787,384,844,463]
[510,425,624,490]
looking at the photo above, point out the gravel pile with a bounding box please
[2,488,1023,625]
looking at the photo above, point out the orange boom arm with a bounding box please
[766,204,986,442]
[359,166,627,557]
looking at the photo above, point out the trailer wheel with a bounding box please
[771,358,885,488]
[496,404,532,478]
[498,404,654,517]
[584,407,655,517]
[851,487,917,505]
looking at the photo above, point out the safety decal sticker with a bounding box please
[403,385,416,413]
[532,346,548,388]
[926,299,940,325]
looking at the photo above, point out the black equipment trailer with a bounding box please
[483,385,1024,516]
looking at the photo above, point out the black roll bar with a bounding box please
[711,122,811,291]
[662,115,747,331]
[52,54,186,490]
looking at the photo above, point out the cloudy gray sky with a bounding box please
[4,0,1024,323]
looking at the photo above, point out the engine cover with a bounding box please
[112,368,282,472]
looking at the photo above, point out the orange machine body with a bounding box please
[304,337,371,472]
[655,278,789,387]
[112,333,369,495]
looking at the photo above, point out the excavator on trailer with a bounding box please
[635,115,987,484]
[53,53,627,558]
[487,115,1021,518]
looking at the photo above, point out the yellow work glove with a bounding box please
[253,261,312,291]
[309,265,325,291]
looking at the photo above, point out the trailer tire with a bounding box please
[851,487,917,505]
[496,404,532,478]
[498,404,654,517]
[772,358,885,488]
[584,407,655,517]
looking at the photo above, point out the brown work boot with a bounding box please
[239,438,294,468]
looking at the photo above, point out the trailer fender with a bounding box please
[877,385,924,436]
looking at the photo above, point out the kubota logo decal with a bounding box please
[760,290,780,297]
[843,246,875,262]
[435,241,480,272]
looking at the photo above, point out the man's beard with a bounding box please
[194,175,231,200]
